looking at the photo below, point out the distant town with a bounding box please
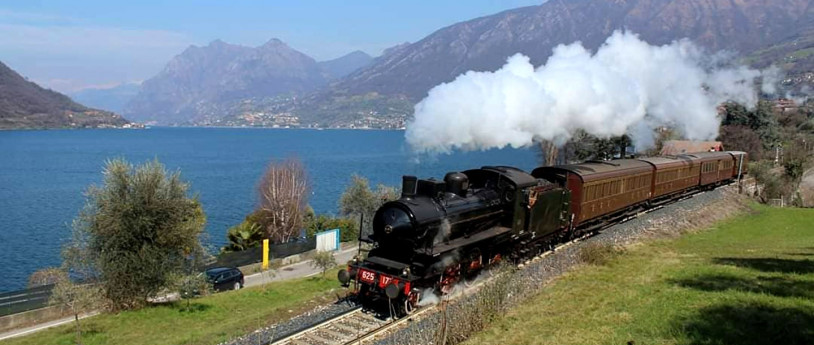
[194,111,408,130]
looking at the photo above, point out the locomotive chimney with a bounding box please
[402,175,418,198]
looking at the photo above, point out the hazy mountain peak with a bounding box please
[261,38,287,48]
[318,50,374,79]
[125,37,327,125]
[209,39,229,47]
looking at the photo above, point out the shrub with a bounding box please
[578,242,624,266]
[310,251,337,277]
[48,269,103,345]
[305,212,358,242]
[222,219,264,253]
[27,267,64,288]
[175,272,211,311]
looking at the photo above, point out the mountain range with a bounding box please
[124,40,372,125]
[0,61,129,129]
[120,0,814,126]
[302,0,814,126]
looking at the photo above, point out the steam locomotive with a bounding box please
[337,151,748,314]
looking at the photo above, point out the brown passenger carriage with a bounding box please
[637,156,699,199]
[678,152,735,186]
[532,160,652,227]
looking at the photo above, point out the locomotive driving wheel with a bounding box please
[439,264,461,295]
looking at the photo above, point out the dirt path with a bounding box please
[800,168,814,207]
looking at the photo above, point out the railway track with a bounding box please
[270,305,432,345]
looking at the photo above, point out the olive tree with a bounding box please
[28,267,64,288]
[311,250,337,278]
[67,159,206,310]
[339,175,399,238]
[256,158,310,243]
[48,269,102,345]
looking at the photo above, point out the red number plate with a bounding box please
[359,269,376,283]
[379,275,393,287]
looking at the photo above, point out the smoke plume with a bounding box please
[405,31,779,153]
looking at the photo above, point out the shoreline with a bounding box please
[0,126,406,132]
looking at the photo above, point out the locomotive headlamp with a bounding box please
[384,224,393,234]
[402,267,410,277]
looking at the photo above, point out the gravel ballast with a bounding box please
[219,298,358,345]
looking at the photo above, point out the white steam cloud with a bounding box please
[405,31,779,153]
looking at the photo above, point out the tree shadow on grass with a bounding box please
[713,257,814,274]
[670,274,814,299]
[176,302,212,313]
[678,302,814,345]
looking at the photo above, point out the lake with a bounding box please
[0,127,538,292]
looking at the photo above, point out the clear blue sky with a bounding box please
[0,0,543,93]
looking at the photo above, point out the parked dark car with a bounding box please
[205,267,244,292]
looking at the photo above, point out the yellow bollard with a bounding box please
[262,239,269,270]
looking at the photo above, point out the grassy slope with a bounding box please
[3,269,342,345]
[466,205,814,345]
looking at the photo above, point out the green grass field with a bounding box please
[465,205,814,345]
[3,268,343,345]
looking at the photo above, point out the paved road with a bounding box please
[0,247,359,341]
[243,246,357,287]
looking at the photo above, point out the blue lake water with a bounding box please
[0,127,538,292]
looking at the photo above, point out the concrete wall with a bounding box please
[0,305,68,333]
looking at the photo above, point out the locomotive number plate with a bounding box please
[359,269,376,283]
[379,275,394,287]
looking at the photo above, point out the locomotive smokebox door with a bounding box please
[527,186,569,238]
[385,283,401,299]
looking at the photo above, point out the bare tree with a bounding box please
[257,158,310,243]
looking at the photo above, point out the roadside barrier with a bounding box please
[0,285,53,317]
[207,238,317,269]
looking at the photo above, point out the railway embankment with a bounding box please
[370,186,756,345]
